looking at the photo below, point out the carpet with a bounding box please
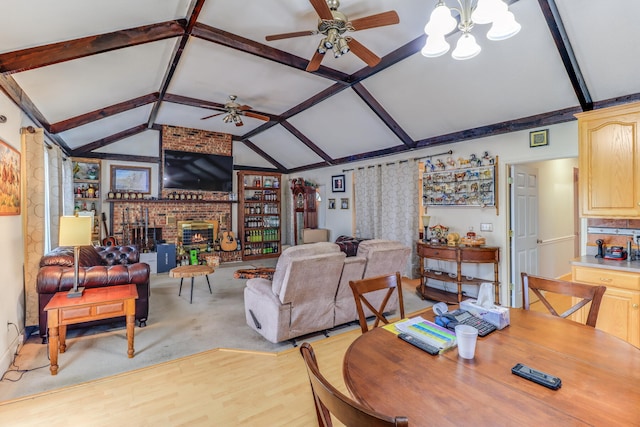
[0,259,432,401]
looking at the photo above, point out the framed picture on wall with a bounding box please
[529,129,549,148]
[0,139,20,215]
[331,174,345,192]
[110,165,151,194]
[341,198,349,209]
[328,198,336,209]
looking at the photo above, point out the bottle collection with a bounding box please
[75,184,99,199]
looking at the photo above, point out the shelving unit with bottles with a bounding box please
[238,171,282,261]
[72,158,102,243]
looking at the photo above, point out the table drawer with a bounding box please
[572,266,640,291]
[418,245,457,261]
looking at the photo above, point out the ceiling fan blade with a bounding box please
[243,111,270,122]
[238,105,253,111]
[349,10,400,31]
[201,112,225,120]
[309,0,333,20]
[347,38,381,68]
[235,121,244,127]
[306,51,325,72]
[266,30,317,41]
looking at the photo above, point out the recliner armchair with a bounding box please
[244,242,346,343]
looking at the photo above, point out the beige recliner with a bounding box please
[244,242,346,343]
[334,239,411,325]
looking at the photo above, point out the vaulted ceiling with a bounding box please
[2,0,640,173]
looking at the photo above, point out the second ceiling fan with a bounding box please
[200,95,270,127]
[265,0,399,72]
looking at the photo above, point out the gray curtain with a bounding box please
[354,161,420,277]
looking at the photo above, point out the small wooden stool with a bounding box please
[169,265,215,304]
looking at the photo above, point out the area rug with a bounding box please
[233,267,275,280]
[0,259,432,401]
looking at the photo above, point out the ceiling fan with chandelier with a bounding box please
[265,0,399,72]
[200,95,270,127]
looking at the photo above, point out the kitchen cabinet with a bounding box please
[417,242,500,304]
[72,158,102,243]
[575,102,640,217]
[238,171,282,261]
[572,265,640,347]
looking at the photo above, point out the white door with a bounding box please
[510,165,539,307]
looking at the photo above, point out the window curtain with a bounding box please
[354,161,420,277]
[44,143,71,252]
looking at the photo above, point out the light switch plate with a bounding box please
[480,223,493,232]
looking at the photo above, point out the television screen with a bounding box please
[163,150,233,192]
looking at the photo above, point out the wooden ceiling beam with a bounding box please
[50,93,159,133]
[191,23,349,83]
[538,0,592,111]
[352,82,415,149]
[240,140,288,172]
[72,124,149,155]
[281,121,334,165]
[146,0,206,128]
[0,21,185,74]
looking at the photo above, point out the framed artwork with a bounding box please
[0,139,20,215]
[110,165,151,193]
[341,198,349,209]
[529,129,549,148]
[331,174,345,192]
[328,198,336,209]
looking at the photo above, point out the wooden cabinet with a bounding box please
[238,171,282,261]
[576,102,640,217]
[72,158,102,243]
[291,179,318,245]
[572,265,640,347]
[417,242,500,304]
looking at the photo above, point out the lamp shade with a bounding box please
[425,3,457,35]
[59,216,93,247]
[452,33,481,60]
[487,11,521,41]
[421,35,450,58]
[471,0,508,25]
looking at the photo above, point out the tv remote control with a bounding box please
[398,332,440,355]
[511,363,562,390]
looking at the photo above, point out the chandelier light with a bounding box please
[421,0,521,60]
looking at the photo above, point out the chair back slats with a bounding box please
[349,272,405,334]
[521,272,606,327]
[300,342,409,427]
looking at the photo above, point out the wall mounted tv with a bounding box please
[163,150,233,192]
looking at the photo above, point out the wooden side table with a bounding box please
[169,265,215,304]
[44,284,138,375]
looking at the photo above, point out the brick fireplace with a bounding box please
[106,125,242,262]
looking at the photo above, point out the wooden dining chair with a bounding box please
[299,342,409,427]
[349,272,405,334]
[521,272,606,327]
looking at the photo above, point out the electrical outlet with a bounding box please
[480,223,493,232]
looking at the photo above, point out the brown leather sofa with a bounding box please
[36,245,150,342]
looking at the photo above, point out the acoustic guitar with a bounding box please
[219,214,237,252]
[101,212,117,247]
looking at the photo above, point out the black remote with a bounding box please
[511,363,562,390]
[397,333,440,355]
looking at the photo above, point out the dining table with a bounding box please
[343,308,640,426]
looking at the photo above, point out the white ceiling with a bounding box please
[1,0,639,172]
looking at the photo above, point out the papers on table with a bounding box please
[395,316,457,350]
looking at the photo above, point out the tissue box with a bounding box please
[460,299,510,329]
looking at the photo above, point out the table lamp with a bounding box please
[59,215,93,298]
[422,215,431,241]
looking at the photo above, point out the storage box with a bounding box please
[460,299,510,329]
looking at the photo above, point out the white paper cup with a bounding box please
[455,324,478,359]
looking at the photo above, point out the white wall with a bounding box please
[0,92,27,376]
[293,121,579,304]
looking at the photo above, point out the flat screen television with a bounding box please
[163,150,233,192]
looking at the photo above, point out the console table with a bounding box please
[416,242,500,304]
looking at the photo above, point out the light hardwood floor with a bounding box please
[0,281,572,427]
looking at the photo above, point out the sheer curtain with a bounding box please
[354,160,420,276]
[44,143,71,252]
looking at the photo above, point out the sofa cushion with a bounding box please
[39,245,103,268]
[96,245,140,265]
[271,242,340,295]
